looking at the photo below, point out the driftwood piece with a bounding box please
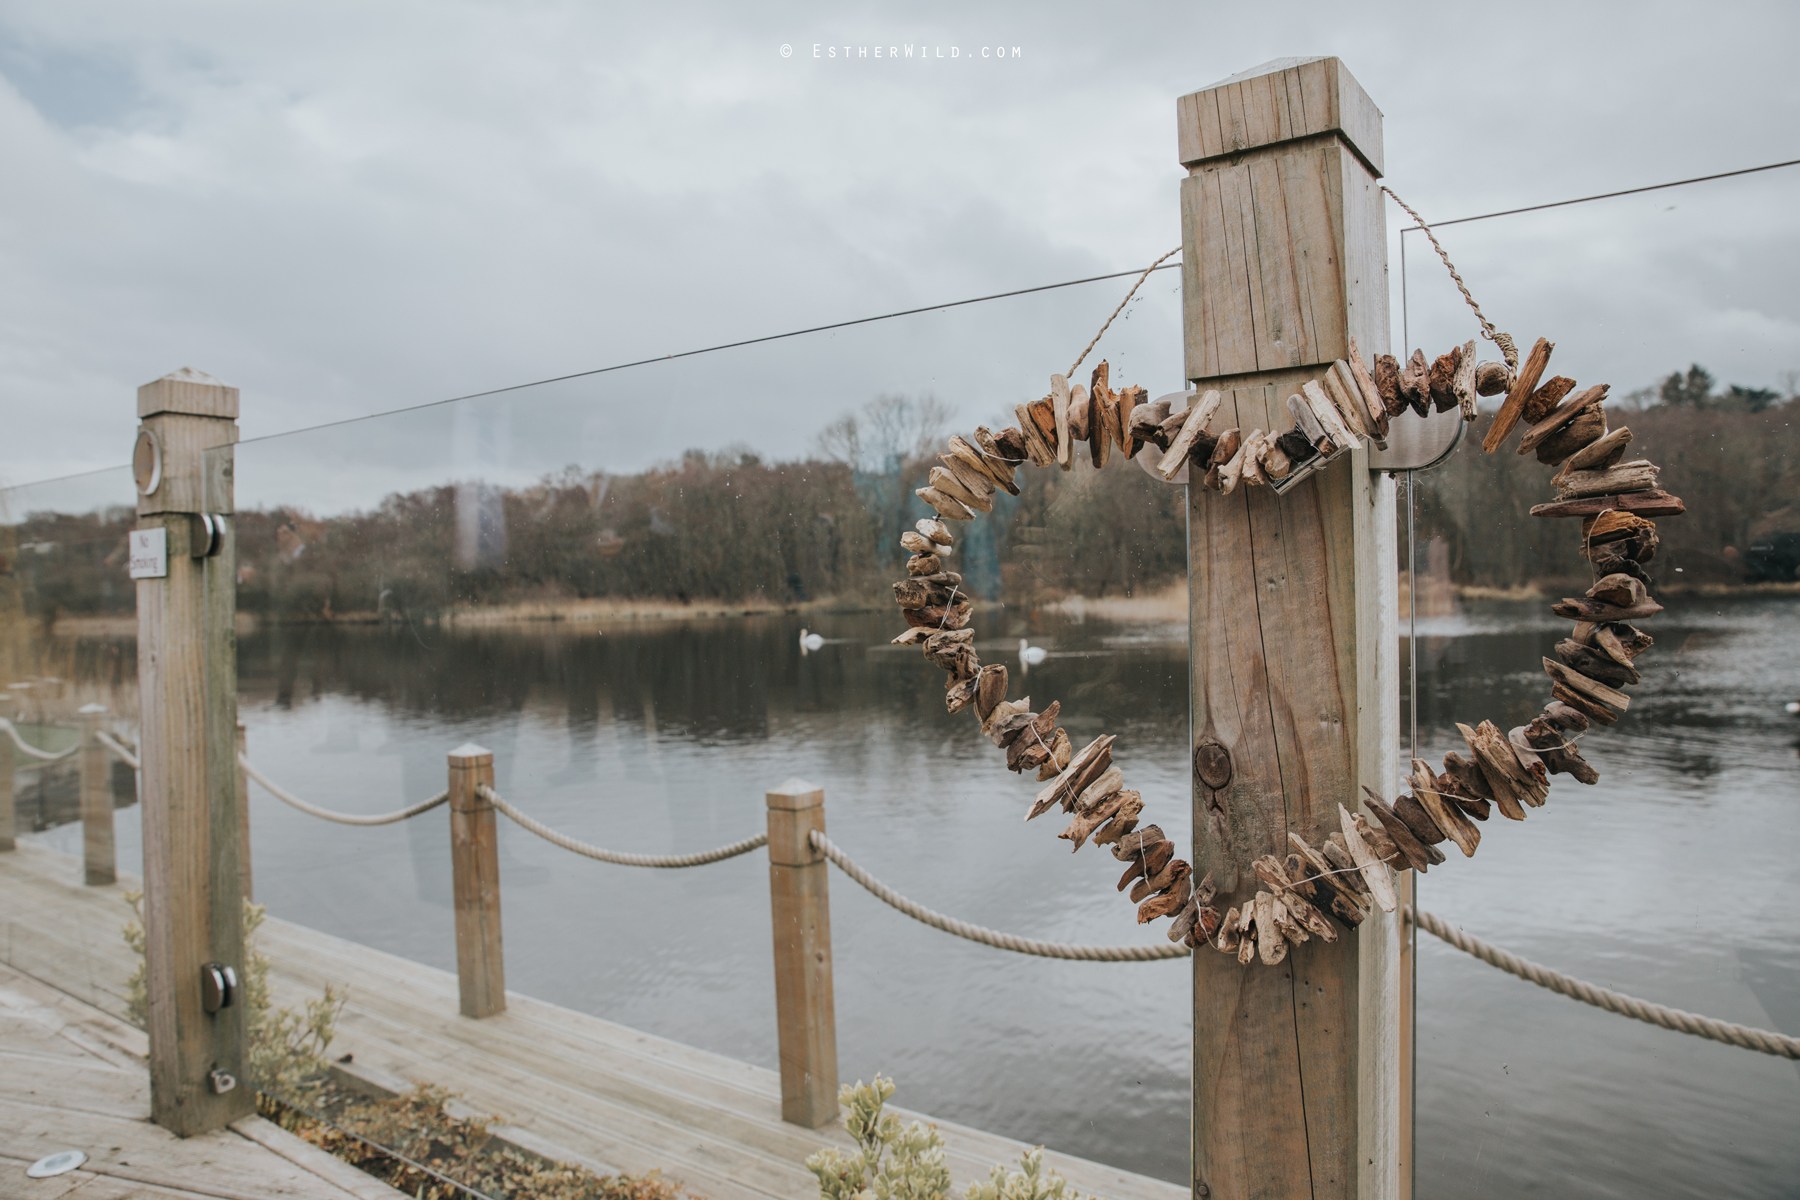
[1543,701,1592,733]
[1543,657,1630,712]
[1215,907,1242,953]
[890,628,929,646]
[971,426,1021,478]
[1428,347,1460,413]
[1525,716,1600,785]
[1347,338,1391,435]
[1015,403,1055,466]
[1091,791,1143,844]
[1050,374,1073,469]
[950,435,1018,496]
[1532,491,1685,520]
[1190,904,1223,947]
[1518,383,1608,454]
[906,553,942,576]
[1130,399,1173,446]
[944,437,1002,490]
[1252,856,1338,942]
[973,665,1009,722]
[1217,433,1253,495]
[1353,813,1397,864]
[929,466,991,514]
[945,676,979,714]
[988,708,1039,750]
[1073,765,1124,812]
[1440,750,1494,803]
[1321,368,1373,440]
[1535,407,1606,465]
[1361,788,1442,872]
[1391,792,1445,845]
[1600,623,1653,662]
[1523,375,1577,424]
[1457,722,1528,819]
[1549,596,1663,622]
[1330,361,1382,444]
[1302,379,1359,449]
[1373,353,1405,415]
[1556,638,1640,687]
[900,531,944,557]
[902,600,971,630]
[1287,833,1368,924]
[1551,682,1618,726]
[1158,390,1224,479]
[1137,870,1192,924]
[1252,892,1288,965]
[1259,435,1293,480]
[1131,856,1190,904]
[1287,393,1331,452]
[1030,735,1115,818]
[1484,336,1554,452]
[915,486,973,521]
[1168,897,1199,943]
[893,577,955,609]
[1447,339,1479,421]
[1476,717,1548,806]
[1566,425,1632,473]
[1269,896,1309,946]
[1060,786,1128,851]
[1321,835,1371,899]
[1582,510,1657,545]
[1117,385,1146,457]
[1236,910,1259,964]
[1006,706,1062,772]
[992,426,1028,463]
[1555,459,1660,500]
[1116,839,1174,891]
[1274,427,1317,465]
[1068,385,1091,442]
[1474,361,1510,397]
[1588,573,1647,608]
[1338,805,1397,913]
[1032,728,1073,781]
[1400,349,1432,418]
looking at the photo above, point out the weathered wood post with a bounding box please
[765,777,838,1128]
[0,722,14,852]
[448,743,506,1018]
[78,702,116,885]
[236,719,253,902]
[134,368,251,1134]
[1177,58,1403,1199]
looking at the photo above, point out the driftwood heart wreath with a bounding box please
[888,216,1682,964]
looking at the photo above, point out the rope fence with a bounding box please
[240,756,449,826]
[77,737,1800,1058]
[0,717,80,762]
[477,784,766,867]
[810,830,1189,962]
[1408,906,1800,1059]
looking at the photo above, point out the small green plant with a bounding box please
[123,891,346,1100]
[806,1076,1095,1200]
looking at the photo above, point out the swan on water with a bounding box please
[1018,639,1048,666]
[799,629,825,653]
[1786,700,1799,715]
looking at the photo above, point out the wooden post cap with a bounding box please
[137,367,240,420]
[766,778,824,810]
[1176,55,1383,175]
[448,742,493,766]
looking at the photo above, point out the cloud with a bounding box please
[1,0,1797,509]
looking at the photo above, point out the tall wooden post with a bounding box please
[78,703,116,885]
[765,777,838,1128]
[236,720,253,903]
[448,743,505,1018]
[135,368,251,1135]
[1178,58,1403,1200]
[0,723,14,852]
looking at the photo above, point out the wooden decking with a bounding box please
[1,843,1188,1200]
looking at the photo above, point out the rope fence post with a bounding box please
[765,777,838,1128]
[79,703,116,886]
[236,720,252,902]
[448,743,505,1018]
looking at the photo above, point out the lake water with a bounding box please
[25,596,1800,1198]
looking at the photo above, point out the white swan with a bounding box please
[1018,639,1048,666]
[1786,700,1799,715]
[799,628,825,653]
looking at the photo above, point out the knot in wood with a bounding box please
[1194,741,1232,790]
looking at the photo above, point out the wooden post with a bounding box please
[78,703,116,886]
[135,368,251,1135]
[236,720,253,903]
[0,721,14,852]
[1177,58,1403,1200]
[765,777,838,1128]
[448,743,505,1018]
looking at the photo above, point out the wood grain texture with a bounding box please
[80,707,116,886]
[1183,59,1399,1200]
[448,745,505,1019]
[136,393,252,1137]
[765,779,838,1128]
[1177,57,1383,176]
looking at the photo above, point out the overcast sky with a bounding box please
[2,0,1796,510]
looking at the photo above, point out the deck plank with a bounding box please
[2,842,1186,1200]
